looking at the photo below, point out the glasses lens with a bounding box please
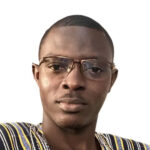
[43,57,73,73]
[82,60,109,80]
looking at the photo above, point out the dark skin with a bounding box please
[33,26,118,150]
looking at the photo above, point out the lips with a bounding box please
[56,98,87,113]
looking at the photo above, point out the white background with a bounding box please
[0,0,150,144]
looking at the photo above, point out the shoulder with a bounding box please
[0,122,32,135]
[0,122,33,149]
[99,133,150,150]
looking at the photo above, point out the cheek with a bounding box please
[40,76,51,89]
[38,73,59,103]
[90,76,111,97]
[38,74,61,117]
[87,76,112,109]
[39,74,51,98]
[39,76,51,108]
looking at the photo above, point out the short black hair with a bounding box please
[39,15,114,60]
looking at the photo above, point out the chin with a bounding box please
[58,122,84,130]
[55,115,93,131]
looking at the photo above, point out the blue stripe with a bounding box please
[13,123,30,150]
[116,136,123,150]
[145,144,150,150]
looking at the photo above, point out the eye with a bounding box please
[47,63,66,72]
[90,67,103,73]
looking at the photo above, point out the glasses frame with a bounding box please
[37,55,116,79]
[39,55,115,67]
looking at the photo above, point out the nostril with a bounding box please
[75,86,85,91]
[63,84,69,89]
[62,84,85,91]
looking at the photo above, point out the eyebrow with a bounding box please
[40,53,111,61]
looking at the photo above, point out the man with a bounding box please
[0,15,149,150]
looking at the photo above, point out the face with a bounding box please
[33,26,117,129]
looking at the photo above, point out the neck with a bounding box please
[42,115,99,150]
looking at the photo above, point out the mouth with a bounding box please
[56,98,87,113]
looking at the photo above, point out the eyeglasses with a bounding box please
[38,56,115,80]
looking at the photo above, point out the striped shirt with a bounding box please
[0,123,149,150]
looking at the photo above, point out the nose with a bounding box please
[61,65,85,91]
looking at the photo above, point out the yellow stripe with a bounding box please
[101,145,105,150]
[1,124,14,150]
[114,135,119,150]
[38,129,43,134]
[129,139,135,150]
[31,130,43,150]
[16,123,31,149]
[143,144,147,150]
[120,138,125,150]
[10,123,26,150]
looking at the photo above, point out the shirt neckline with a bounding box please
[35,123,112,150]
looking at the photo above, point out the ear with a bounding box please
[32,63,40,85]
[108,68,118,92]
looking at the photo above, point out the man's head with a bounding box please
[33,15,118,130]
[38,15,114,61]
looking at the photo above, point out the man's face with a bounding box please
[33,26,117,129]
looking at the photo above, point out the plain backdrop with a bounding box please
[0,0,150,144]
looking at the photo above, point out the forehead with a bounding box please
[40,26,113,62]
